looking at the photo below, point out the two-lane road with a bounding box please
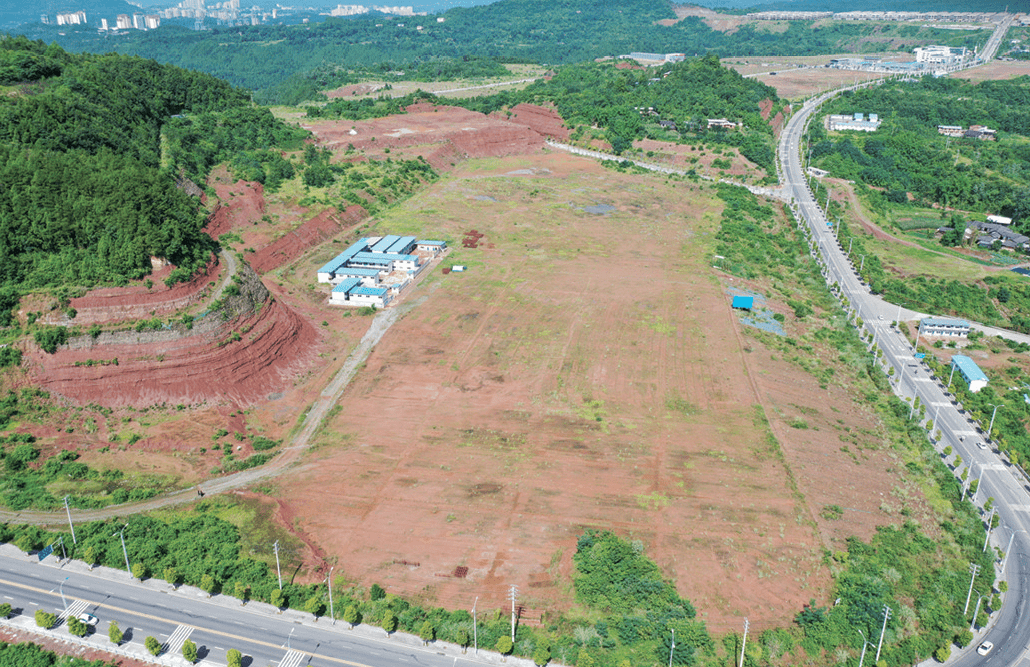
[778,58,1030,666]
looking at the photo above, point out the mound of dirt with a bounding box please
[30,296,318,408]
[30,265,320,408]
[506,103,570,141]
[250,204,367,274]
[206,179,266,238]
[65,254,222,326]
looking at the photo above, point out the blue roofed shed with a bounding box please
[951,354,989,393]
[732,295,754,310]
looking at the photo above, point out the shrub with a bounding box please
[934,646,951,662]
[227,649,243,667]
[182,638,198,663]
[419,620,435,645]
[132,562,148,580]
[67,616,88,637]
[34,609,56,629]
[497,636,514,655]
[370,583,386,601]
[145,636,162,656]
[0,603,9,618]
[344,604,362,628]
[33,327,68,354]
[381,609,397,634]
[109,620,123,645]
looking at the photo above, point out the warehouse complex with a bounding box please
[317,235,447,307]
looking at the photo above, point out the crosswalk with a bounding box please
[59,599,88,620]
[163,624,194,654]
[278,649,305,667]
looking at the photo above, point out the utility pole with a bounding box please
[64,496,76,545]
[739,618,749,667]
[472,597,478,655]
[325,567,334,625]
[273,541,282,590]
[948,361,958,388]
[964,563,980,614]
[983,508,995,552]
[508,585,518,642]
[848,237,854,256]
[875,605,891,663]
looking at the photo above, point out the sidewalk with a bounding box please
[1,545,539,667]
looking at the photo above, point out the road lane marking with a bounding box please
[60,599,88,620]
[0,577,380,667]
[164,624,194,654]
[279,649,305,667]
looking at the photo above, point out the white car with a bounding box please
[77,613,99,627]
[977,641,994,656]
[978,442,988,450]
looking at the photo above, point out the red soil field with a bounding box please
[266,150,902,632]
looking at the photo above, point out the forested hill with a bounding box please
[0,36,303,313]
[33,0,980,104]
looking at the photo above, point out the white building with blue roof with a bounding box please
[919,317,970,338]
[951,354,989,393]
[348,285,391,309]
[329,277,363,305]
[320,234,447,306]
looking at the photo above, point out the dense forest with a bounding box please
[0,36,305,317]
[809,76,1030,224]
[27,0,982,104]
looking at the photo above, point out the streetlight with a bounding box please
[857,629,876,667]
[964,562,980,615]
[970,590,991,631]
[668,627,675,667]
[325,567,334,625]
[983,507,995,552]
[111,525,130,576]
[1002,529,1026,570]
[472,597,478,655]
[987,403,1003,441]
[59,576,69,611]
[875,605,891,663]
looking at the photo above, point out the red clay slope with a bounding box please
[29,294,318,408]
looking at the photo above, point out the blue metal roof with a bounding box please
[386,236,417,254]
[350,286,388,296]
[921,317,970,328]
[951,355,989,383]
[334,267,381,277]
[371,235,400,253]
[354,252,418,262]
[418,240,446,246]
[318,238,370,275]
[732,295,754,309]
[331,277,361,294]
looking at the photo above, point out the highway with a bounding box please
[777,41,1030,665]
[0,545,515,667]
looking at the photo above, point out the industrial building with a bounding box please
[951,354,989,393]
[914,45,968,65]
[919,317,970,338]
[828,113,881,132]
[318,236,447,307]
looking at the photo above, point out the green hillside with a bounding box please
[0,35,305,321]
[25,0,982,104]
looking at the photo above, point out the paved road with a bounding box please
[0,544,529,667]
[778,59,1030,666]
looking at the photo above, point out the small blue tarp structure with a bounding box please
[732,296,754,310]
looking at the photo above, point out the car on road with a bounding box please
[878,315,883,320]
[977,641,994,656]
[77,613,98,627]
[978,442,988,450]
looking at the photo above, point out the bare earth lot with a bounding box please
[266,145,902,631]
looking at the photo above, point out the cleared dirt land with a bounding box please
[266,145,904,632]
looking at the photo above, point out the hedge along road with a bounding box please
[0,288,424,527]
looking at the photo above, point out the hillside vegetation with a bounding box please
[0,36,305,319]
[32,0,982,104]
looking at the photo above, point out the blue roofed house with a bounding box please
[951,354,989,393]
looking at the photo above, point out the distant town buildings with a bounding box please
[747,11,999,22]
[706,118,740,130]
[56,11,87,25]
[828,113,881,132]
[327,4,416,16]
